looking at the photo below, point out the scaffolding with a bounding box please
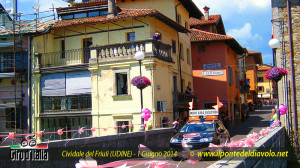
[0,3,56,141]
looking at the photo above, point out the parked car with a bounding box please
[170,118,230,151]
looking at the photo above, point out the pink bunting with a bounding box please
[103,127,108,131]
[91,127,96,132]
[78,128,84,134]
[57,129,64,136]
[36,131,44,138]
[8,133,15,140]
[121,124,126,129]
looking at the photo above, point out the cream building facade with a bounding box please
[30,0,201,138]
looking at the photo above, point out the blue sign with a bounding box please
[203,63,221,70]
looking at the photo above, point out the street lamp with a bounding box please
[134,50,145,131]
[269,38,280,125]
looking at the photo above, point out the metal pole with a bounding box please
[273,49,280,125]
[287,0,298,149]
[139,60,144,131]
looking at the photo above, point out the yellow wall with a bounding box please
[31,11,190,136]
[257,70,273,99]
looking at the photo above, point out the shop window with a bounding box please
[258,77,263,82]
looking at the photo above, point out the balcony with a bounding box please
[173,92,197,110]
[91,39,173,63]
[38,39,173,69]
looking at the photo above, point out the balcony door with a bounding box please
[83,38,92,63]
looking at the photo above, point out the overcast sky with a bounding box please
[0,0,273,65]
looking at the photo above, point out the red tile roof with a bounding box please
[190,28,232,42]
[247,50,261,54]
[191,28,244,54]
[52,8,159,29]
[257,64,272,71]
[189,15,221,26]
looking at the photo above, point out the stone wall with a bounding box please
[272,0,300,137]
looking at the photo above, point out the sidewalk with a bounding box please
[229,105,273,141]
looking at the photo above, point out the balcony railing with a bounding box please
[91,39,173,63]
[38,40,173,68]
[173,92,197,110]
[40,48,90,68]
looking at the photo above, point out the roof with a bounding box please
[52,8,189,33]
[190,15,221,26]
[0,19,56,36]
[179,0,203,18]
[189,15,226,35]
[190,29,244,54]
[247,50,263,64]
[257,64,273,71]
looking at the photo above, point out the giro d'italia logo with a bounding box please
[10,138,48,161]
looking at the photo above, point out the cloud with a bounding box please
[193,0,270,17]
[227,23,262,46]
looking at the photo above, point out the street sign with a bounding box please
[202,70,223,76]
[189,109,219,116]
[203,63,221,70]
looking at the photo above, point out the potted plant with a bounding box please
[131,76,151,90]
[265,67,288,82]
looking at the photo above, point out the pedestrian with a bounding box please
[185,86,192,94]
[172,118,180,132]
[270,109,277,125]
[153,32,161,42]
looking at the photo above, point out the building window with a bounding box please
[61,14,73,20]
[266,88,270,93]
[127,32,135,41]
[258,77,263,82]
[228,67,233,85]
[177,14,181,25]
[198,45,205,53]
[116,121,130,133]
[88,11,99,17]
[258,72,262,74]
[187,48,191,64]
[42,95,91,112]
[172,40,176,53]
[235,71,239,88]
[179,43,183,60]
[5,108,20,129]
[61,40,65,58]
[258,86,264,92]
[116,73,128,95]
[74,12,87,19]
[185,21,189,29]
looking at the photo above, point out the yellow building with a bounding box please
[257,64,273,100]
[31,0,202,138]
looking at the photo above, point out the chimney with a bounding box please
[107,0,116,18]
[203,6,210,21]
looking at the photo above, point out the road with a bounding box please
[100,105,274,168]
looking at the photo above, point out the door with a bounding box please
[83,38,92,63]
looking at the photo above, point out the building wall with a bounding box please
[246,56,257,103]
[191,41,241,125]
[257,70,273,100]
[272,0,300,132]
[31,15,183,136]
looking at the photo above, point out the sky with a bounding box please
[0,0,273,65]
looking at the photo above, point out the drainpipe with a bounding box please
[287,0,298,149]
[28,35,32,133]
[175,0,187,93]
